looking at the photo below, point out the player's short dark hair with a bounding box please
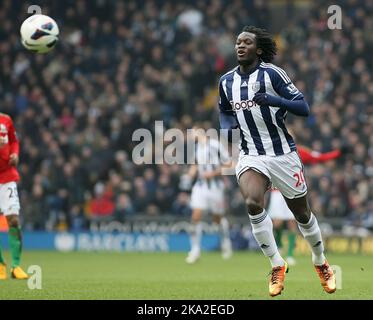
[241,26,277,63]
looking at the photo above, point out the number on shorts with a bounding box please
[7,187,18,199]
[293,169,305,188]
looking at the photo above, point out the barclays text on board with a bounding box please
[0,232,221,252]
[1,232,373,254]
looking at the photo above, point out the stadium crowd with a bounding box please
[0,0,372,232]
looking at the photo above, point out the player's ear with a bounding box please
[256,48,263,56]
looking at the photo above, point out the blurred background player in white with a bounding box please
[268,145,349,266]
[182,126,232,264]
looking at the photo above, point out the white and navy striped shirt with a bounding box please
[219,62,303,156]
[195,139,229,189]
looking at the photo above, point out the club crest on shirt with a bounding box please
[0,124,7,134]
[252,81,260,93]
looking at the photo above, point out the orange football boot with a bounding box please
[314,260,336,294]
[0,263,7,280]
[11,266,29,280]
[268,262,289,297]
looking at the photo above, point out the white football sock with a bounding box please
[297,213,326,265]
[249,210,285,268]
[219,217,232,253]
[219,217,230,242]
[190,222,202,253]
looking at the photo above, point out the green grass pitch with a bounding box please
[0,251,372,299]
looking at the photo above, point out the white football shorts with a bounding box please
[0,181,20,216]
[190,183,225,215]
[235,150,308,199]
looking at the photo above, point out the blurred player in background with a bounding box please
[0,113,29,280]
[268,145,348,266]
[182,127,232,264]
[218,26,336,296]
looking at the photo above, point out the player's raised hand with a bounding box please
[9,153,19,166]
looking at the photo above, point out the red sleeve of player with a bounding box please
[8,118,19,155]
[298,146,341,165]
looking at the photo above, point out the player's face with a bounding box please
[235,32,258,65]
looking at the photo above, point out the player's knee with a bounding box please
[191,212,202,223]
[245,197,263,215]
[293,210,310,224]
[212,215,221,224]
[6,215,19,228]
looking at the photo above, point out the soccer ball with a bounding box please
[20,14,59,53]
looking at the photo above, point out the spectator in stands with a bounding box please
[87,182,115,224]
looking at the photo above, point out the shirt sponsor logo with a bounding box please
[230,100,258,111]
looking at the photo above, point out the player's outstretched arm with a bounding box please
[255,66,310,117]
[298,146,342,165]
[253,93,310,117]
[8,118,19,152]
[8,116,20,166]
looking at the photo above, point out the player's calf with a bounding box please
[221,238,232,260]
[6,214,25,272]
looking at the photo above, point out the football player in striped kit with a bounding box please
[218,26,336,296]
[183,127,232,264]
